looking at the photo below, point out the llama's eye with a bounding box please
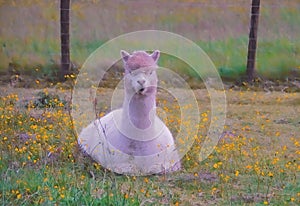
[149,71,153,75]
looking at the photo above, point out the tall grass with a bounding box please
[1,37,299,80]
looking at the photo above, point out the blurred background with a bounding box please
[0,0,299,83]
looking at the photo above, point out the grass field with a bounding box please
[0,1,300,205]
[1,36,299,83]
[0,86,299,205]
[0,0,300,80]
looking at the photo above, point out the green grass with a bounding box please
[1,36,299,81]
[0,87,299,205]
[1,0,300,81]
[199,37,300,80]
[256,38,300,79]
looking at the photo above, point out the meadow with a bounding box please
[0,86,299,205]
[1,36,300,82]
[0,0,300,80]
[0,0,300,205]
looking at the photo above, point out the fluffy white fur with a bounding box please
[78,50,181,175]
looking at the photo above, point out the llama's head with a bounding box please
[121,50,160,96]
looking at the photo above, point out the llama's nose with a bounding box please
[137,79,146,86]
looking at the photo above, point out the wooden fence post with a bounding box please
[246,0,260,82]
[60,0,70,80]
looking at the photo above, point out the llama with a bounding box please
[78,50,181,175]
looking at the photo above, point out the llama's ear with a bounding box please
[120,50,130,63]
[150,50,160,63]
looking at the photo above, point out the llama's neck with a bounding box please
[123,93,156,130]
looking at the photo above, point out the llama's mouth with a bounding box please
[137,87,146,95]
